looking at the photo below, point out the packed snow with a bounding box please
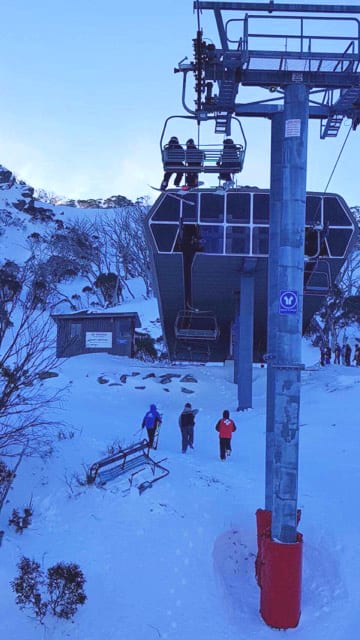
[0,341,359,640]
[0,167,359,638]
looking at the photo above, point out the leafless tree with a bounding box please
[98,203,153,298]
[338,249,360,297]
[0,302,64,459]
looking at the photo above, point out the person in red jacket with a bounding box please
[215,410,236,460]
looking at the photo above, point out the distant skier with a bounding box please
[215,410,236,461]
[334,343,341,364]
[325,345,331,365]
[179,402,198,453]
[344,343,352,366]
[353,344,360,366]
[320,345,326,366]
[142,404,162,448]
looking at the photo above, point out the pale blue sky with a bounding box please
[0,0,359,207]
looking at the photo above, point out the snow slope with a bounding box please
[0,348,359,640]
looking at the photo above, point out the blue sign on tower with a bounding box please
[279,290,298,315]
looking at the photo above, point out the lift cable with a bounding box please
[323,124,352,193]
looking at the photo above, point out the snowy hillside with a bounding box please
[0,163,153,317]
[0,348,359,640]
[0,161,359,639]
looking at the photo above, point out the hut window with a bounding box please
[70,322,81,338]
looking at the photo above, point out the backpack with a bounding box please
[180,411,194,428]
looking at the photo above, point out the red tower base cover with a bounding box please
[255,509,303,629]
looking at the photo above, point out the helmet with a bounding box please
[224,138,234,145]
[169,136,179,144]
[186,138,195,146]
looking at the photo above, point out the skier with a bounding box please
[334,343,341,364]
[215,410,237,461]
[344,342,352,366]
[353,344,360,366]
[179,402,198,453]
[216,138,241,184]
[142,404,162,449]
[185,138,204,188]
[325,345,331,365]
[160,136,184,190]
[320,344,326,366]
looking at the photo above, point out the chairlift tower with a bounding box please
[174,0,360,630]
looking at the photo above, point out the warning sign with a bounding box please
[285,119,301,137]
[85,332,112,348]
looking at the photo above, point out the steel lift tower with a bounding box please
[175,0,360,629]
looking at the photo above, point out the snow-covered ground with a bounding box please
[0,344,359,640]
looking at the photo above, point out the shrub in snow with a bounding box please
[0,460,16,513]
[94,272,121,306]
[0,460,15,486]
[8,504,33,533]
[11,557,48,621]
[47,562,87,619]
[135,334,158,361]
[12,557,87,623]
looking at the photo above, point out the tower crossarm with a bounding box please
[189,1,360,137]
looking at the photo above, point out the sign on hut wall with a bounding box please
[85,332,113,348]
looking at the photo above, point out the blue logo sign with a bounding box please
[279,290,298,315]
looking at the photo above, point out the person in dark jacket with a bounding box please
[160,136,184,190]
[185,138,204,188]
[334,343,341,364]
[325,345,331,365]
[217,138,241,183]
[344,342,352,366]
[320,344,326,367]
[142,404,162,448]
[179,402,198,453]
[353,344,360,366]
[215,409,236,460]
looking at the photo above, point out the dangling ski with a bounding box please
[152,421,162,450]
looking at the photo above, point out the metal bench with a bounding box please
[87,439,169,494]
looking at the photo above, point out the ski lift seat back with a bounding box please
[174,309,219,340]
[162,144,244,174]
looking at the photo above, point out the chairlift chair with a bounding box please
[174,308,219,341]
[160,115,246,176]
[304,259,332,295]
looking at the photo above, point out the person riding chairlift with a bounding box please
[185,138,204,189]
[217,137,242,183]
[160,136,184,190]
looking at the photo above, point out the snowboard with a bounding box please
[150,181,204,192]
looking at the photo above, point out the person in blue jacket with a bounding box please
[142,404,162,448]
